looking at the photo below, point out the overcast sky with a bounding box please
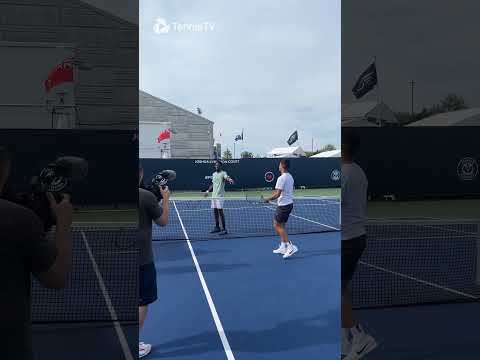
[140,0,340,156]
[342,0,480,113]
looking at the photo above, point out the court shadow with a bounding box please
[151,310,338,358]
[285,249,340,260]
[157,263,251,275]
[154,246,231,262]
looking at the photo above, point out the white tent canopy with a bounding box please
[407,108,480,126]
[310,149,340,158]
[267,146,306,158]
[342,101,398,126]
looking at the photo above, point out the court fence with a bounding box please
[140,158,341,191]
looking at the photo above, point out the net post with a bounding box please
[476,222,480,286]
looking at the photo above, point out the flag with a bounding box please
[287,130,298,146]
[44,58,75,93]
[235,130,244,141]
[352,62,378,99]
[156,129,171,143]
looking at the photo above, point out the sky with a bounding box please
[139,0,340,156]
[342,0,480,113]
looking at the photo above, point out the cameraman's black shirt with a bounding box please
[139,188,162,265]
[0,199,57,360]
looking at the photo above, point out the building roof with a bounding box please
[139,90,213,124]
[342,101,398,126]
[407,108,480,126]
[342,102,379,119]
[267,146,306,157]
[79,0,136,28]
[310,149,341,158]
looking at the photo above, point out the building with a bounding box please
[310,149,341,158]
[407,108,480,126]
[267,146,306,158]
[342,101,398,127]
[0,0,137,129]
[140,90,214,158]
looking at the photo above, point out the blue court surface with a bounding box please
[142,197,341,360]
[356,302,480,360]
[32,322,137,359]
[350,220,480,359]
[31,227,138,360]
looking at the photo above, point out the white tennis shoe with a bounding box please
[139,342,152,358]
[283,243,298,259]
[342,337,352,358]
[344,331,378,360]
[273,243,287,254]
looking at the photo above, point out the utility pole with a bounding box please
[409,80,415,121]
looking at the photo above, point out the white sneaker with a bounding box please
[139,342,152,358]
[283,243,298,259]
[344,331,378,360]
[273,243,287,254]
[341,337,352,358]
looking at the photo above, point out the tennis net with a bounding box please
[350,219,480,309]
[32,225,138,323]
[152,196,340,241]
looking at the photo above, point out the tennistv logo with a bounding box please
[154,17,216,34]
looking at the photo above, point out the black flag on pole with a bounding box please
[235,129,244,141]
[287,130,298,146]
[352,62,378,99]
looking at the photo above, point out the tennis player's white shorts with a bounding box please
[211,198,224,209]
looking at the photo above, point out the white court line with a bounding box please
[173,201,236,360]
[263,204,340,231]
[177,202,338,213]
[360,261,478,300]
[80,231,134,360]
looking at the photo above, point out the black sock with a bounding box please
[213,209,220,228]
[219,209,226,230]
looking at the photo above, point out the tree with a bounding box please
[405,93,469,123]
[305,144,337,157]
[223,149,232,160]
[318,144,336,153]
[440,94,467,112]
[240,151,254,158]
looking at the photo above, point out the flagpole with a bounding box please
[373,56,384,126]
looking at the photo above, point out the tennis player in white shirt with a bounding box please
[264,159,297,259]
[341,128,377,360]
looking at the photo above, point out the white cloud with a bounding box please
[140,0,340,156]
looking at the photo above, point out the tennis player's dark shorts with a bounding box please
[275,203,293,224]
[341,235,366,290]
[139,262,157,306]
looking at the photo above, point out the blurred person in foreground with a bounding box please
[341,129,377,360]
[138,165,170,358]
[0,146,73,360]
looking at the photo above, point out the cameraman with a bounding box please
[138,165,170,358]
[0,147,73,359]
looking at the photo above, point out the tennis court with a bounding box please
[350,219,480,359]
[142,196,341,359]
[31,226,138,359]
